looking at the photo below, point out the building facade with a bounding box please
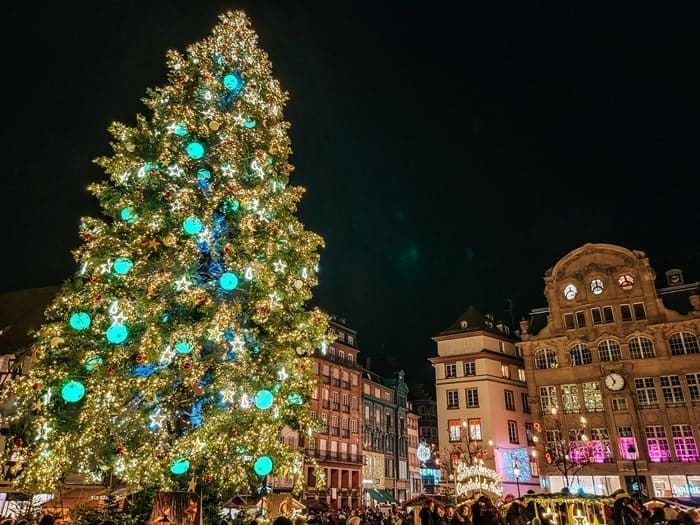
[406,407,423,499]
[304,318,364,509]
[518,243,700,499]
[362,369,410,505]
[430,307,535,499]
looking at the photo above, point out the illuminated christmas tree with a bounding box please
[3,11,329,496]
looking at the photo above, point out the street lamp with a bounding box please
[512,462,521,498]
[627,445,642,501]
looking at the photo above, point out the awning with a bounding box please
[366,488,386,503]
[366,489,395,504]
[378,489,396,504]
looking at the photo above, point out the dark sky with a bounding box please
[3,1,699,390]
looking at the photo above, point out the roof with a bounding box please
[437,306,517,340]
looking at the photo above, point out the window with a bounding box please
[611,397,628,411]
[468,419,482,441]
[351,419,358,433]
[570,343,592,365]
[633,302,646,320]
[338,350,345,360]
[351,396,358,409]
[591,307,603,325]
[518,368,526,382]
[464,361,476,376]
[687,373,700,402]
[672,424,699,462]
[575,311,586,328]
[629,336,655,359]
[321,413,328,424]
[617,426,636,459]
[645,426,671,462]
[669,332,699,355]
[564,313,575,330]
[587,428,613,463]
[598,339,621,362]
[535,348,558,369]
[561,384,580,413]
[618,274,635,290]
[448,420,463,442]
[660,375,684,405]
[525,422,535,445]
[634,377,659,408]
[522,392,531,413]
[508,421,519,444]
[310,410,317,420]
[583,382,604,411]
[620,304,633,322]
[445,363,457,378]
[447,390,459,409]
[501,364,511,379]
[564,284,578,300]
[539,386,558,412]
[603,306,614,323]
[332,391,339,403]
[466,388,479,408]
[504,390,515,411]
[590,278,604,295]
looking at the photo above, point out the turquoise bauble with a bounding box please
[253,456,273,476]
[61,380,85,403]
[219,272,239,291]
[106,324,128,344]
[183,216,203,235]
[69,312,91,331]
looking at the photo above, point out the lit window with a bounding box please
[645,426,671,462]
[468,419,482,441]
[618,274,635,290]
[448,420,463,442]
[590,279,604,295]
[564,284,577,300]
[672,424,699,462]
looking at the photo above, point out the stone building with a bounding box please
[303,317,364,509]
[430,307,535,499]
[362,369,410,505]
[518,243,700,499]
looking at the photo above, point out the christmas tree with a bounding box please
[3,11,329,496]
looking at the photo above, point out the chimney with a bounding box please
[365,356,371,370]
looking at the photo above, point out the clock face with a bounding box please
[605,372,625,391]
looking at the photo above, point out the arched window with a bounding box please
[669,332,699,356]
[629,336,655,359]
[598,339,621,362]
[534,348,558,369]
[569,344,592,366]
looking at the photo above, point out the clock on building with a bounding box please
[604,372,625,391]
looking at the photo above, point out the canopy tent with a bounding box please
[365,488,396,504]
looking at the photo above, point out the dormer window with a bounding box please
[618,274,635,291]
[564,284,578,300]
[460,320,468,329]
[590,278,604,295]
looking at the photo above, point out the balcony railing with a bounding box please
[331,402,340,411]
[321,375,331,385]
[342,381,351,390]
[342,404,350,413]
[322,400,330,409]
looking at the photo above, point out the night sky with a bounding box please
[3,1,698,391]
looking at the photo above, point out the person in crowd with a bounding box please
[612,492,643,525]
[433,505,449,525]
[420,501,435,525]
